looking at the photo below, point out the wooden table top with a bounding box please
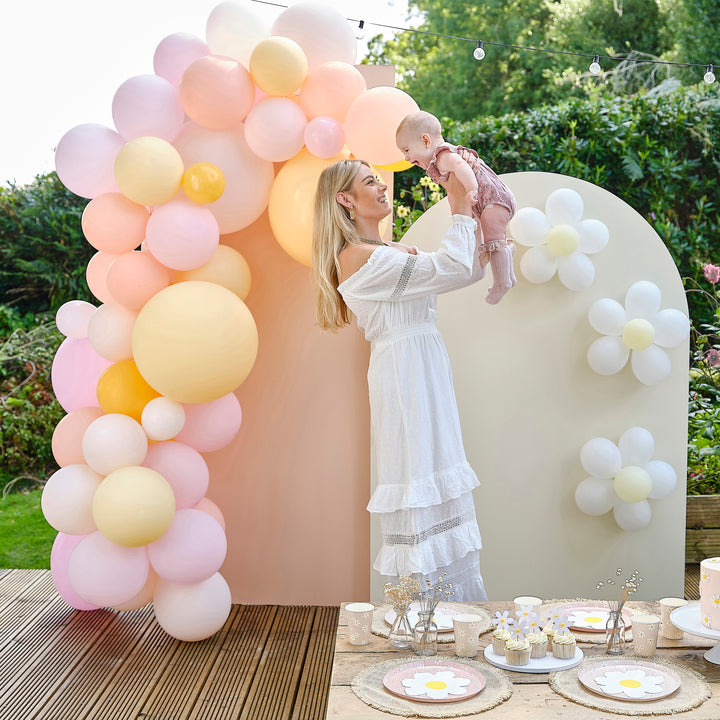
[327,601,720,719]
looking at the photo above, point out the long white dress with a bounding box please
[337,215,488,600]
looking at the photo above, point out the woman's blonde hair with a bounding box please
[312,159,369,331]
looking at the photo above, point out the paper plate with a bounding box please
[560,604,632,633]
[383,659,486,703]
[384,602,461,633]
[578,659,681,702]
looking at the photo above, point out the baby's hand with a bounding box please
[466,189,479,206]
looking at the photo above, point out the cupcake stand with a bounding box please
[483,645,583,673]
[670,603,720,664]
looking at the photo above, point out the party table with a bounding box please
[327,601,720,718]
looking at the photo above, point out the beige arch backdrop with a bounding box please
[369,171,689,602]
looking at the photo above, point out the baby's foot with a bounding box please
[486,241,516,305]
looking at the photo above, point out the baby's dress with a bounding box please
[426,142,516,219]
[337,215,487,601]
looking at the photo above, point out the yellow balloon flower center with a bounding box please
[622,318,655,350]
[619,679,642,689]
[546,224,580,256]
[426,681,447,690]
[614,466,652,503]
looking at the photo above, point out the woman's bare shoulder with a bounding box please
[338,243,377,284]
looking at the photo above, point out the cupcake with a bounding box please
[527,631,548,658]
[492,627,511,655]
[543,622,556,651]
[552,632,576,659]
[505,637,531,666]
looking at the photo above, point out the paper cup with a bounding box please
[659,597,687,639]
[345,602,374,645]
[630,613,660,657]
[513,595,542,612]
[452,613,484,658]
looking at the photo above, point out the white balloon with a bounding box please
[646,460,678,499]
[631,345,671,385]
[520,245,557,283]
[618,427,655,467]
[82,413,148,475]
[587,336,630,375]
[507,207,550,247]
[141,397,186,441]
[56,300,96,339]
[580,437,622,478]
[653,308,690,348]
[575,477,617,516]
[577,218,609,254]
[613,500,652,531]
[545,188,583,226]
[206,1,268,67]
[625,281,662,320]
[42,464,102,534]
[557,252,595,291]
[588,298,626,335]
[87,303,137,361]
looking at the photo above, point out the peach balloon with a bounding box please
[304,116,345,158]
[154,33,210,87]
[179,55,254,130]
[52,406,104,467]
[298,62,366,121]
[87,302,137,362]
[250,36,308,96]
[81,193,150,254]
[194,497,226,530]
[112,568,158,611]
[173,244,251,300]
[86,252,116,305]
[82,413,148,476]
[205,1,268,67]
[106,251,171,310]
[96,360,161,422]
[175,392,242,453]
[244,97,307,162]
[56,300,96,339]
[344,87,419,166]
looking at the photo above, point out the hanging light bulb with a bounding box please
[704,65,716,84]
[355,20,365,41]
[473,41,485,61]
[589,55,602,75]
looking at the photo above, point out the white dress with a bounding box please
[337,215,488,600]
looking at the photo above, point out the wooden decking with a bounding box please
[0,569,338,720]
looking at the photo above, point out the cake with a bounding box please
[551,632,576,659]
[492,627,511,655]
[527,631,548,658]
[504,637,531,666]
[700,557,720,628]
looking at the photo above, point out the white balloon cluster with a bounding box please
[575,428,677,531]
[508,188,609,291]
[587,281,690,385]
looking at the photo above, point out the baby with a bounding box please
[396,111,517,304]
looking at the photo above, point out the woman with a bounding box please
[312,159,488,600]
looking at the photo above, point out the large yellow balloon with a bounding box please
[114,136,184,206]
[250,36,308,96]
[182,162,225,204]
[132,281,258,403]
[93,466,175,547]
[96,359,161,422]
[268,148,349,266]
[376,159,413,172]
[173,245,251,300]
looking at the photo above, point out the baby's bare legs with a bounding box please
[480,204,515,304]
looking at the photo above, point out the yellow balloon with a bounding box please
[250,36,308,96]
[97,360,161,422]
[114,136,184,206]
[173,245,251,300]
[376,159,413,172]
[268,148,349,266]
[546,224,580,256]
[622,318,656,351]
[182,162,226,204]
[92,466,175,547]
[613,466,652,503]
[132,281,258,403]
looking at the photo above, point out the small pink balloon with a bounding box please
[55,124,124,199]
[52,338,112,413]
[175,393,242,452]
[304,116,345,158]
[51,533,101,611]
[154,33,211,87]
[86,252,116,305]
[145,199,219,271]
[82,193,150,255]
[194,497,226,530]
[244,97,307,162]
[106,251,171,310]
[52,407,105,467]
[143,441,209,509]
[56,300,96,339]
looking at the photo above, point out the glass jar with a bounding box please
[605,609,626,655]
[413,610,438,656]
[388,607,414,649]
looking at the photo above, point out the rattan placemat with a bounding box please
[372,603,493,643]
[352,656,513,717]
[549,655,711,716]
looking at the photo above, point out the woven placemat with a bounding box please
[549,655,711,716]
[372,603,493,643]
[352,656,513,718]
[540,599,646,644]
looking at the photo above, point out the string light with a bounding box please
[355,19,365,41]
[589,55,602,74]
[704,65,716,84]
[473,41,485,61]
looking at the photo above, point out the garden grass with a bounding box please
[0,489,53,568]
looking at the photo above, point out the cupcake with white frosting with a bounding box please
[505,637,531,666]
[492,627,511,655]
[552,631,576,659]
[526,631,548,658]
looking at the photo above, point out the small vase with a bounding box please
[388,607,413,649]
[605,609,626,655]
[413,610,438,656]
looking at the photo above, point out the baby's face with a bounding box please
[396,130,436,170]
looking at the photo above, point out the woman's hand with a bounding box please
[443,174,473,217]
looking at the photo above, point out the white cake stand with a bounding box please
[483,645,583,673]
[669,603,720,664]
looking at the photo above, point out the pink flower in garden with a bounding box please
[703,264,720,284]
[706,349,720,367]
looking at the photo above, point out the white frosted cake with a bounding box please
[700,557,720,628]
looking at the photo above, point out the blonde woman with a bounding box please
[312,159,488,600]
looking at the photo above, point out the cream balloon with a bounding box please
[42,464,103,535]
[173,245,251,300]
[613,466,653,503]
[82,413,148,476]
[141,397,186,441]
[56,300,96,339]
[205,1,268,67]
[87,302,137,362]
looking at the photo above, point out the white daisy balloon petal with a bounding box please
[618,427,655,466]
[580,437,623,477]
[520,244,558,283]
[646,460,678,499]
[588,298,627,336]
[577,218,610,254]
[588,336,631,375]
[613,499,652,531]
[652,308,691,348]
[625,281,662,320]
[631,344,672,385]
[545,188,584,226]
[557,252,595,291]
[507,207,551,246]
[575,477,617,515]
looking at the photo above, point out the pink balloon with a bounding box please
[86,252,116,305]
[106,251,171,310]
[244,97,307,162]
[51,533,100,611]
[55,124,124,199]
[298,62,366,121]
[154,33,211,87]
[194,497,226,530]
[52,338,112,412]
[143,441,209,509]
[145,200,219,271]
[112,568,158,611]
[304,116,345,158]
[148,509,227,583]
[56,300,96,339]
[112,75,185,141]
[82,193,150,254]
[52,407,105,467]
[67,531,150,607]
[175,393,242,452]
